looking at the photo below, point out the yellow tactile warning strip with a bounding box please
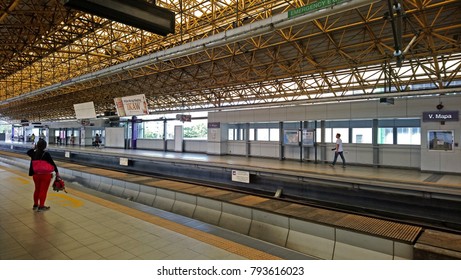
[334,214,422,243]
[47,192,85,208]
[67,187,282,260]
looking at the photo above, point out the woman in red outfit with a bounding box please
[27,139,59,212]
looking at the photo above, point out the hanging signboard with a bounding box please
[288,0,344,18]
[74,101,96,119]
[176,114,191,122]
[208,122,220,128]
[422,111,459,122]
[114,94,149,117]
[114,97,126,117]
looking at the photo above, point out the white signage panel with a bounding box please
[74,101,96,119]
[120,157,129,166]
[231,170,250,184]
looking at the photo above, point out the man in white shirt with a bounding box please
[330,133,346,168]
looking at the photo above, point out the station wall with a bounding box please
[28,95,460,173]
[208,95,461,173]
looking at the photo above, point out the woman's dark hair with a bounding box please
[36,139,47,151]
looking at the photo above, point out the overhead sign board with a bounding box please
[422,111,459,122]
[208,122,221,128]
[114,94,149,117]
[176,114,191,122]
[288,0,344,18]
[74,101,96,119]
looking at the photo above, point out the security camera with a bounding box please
[436,103,444,110]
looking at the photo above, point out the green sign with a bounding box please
[288,0,344,18]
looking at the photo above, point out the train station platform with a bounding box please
[1,143,461,260]
[0,161,305,260]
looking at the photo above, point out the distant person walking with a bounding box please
[93,133,101,148]
[330,133,346,168]
[70,134,75,146]
[27,139,59,212]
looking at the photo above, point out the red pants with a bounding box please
[33,173,52,207]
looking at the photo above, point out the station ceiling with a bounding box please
[0,0,460,122]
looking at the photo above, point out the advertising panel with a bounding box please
[114,97,126,117]
[302,129,315,147]
[427,130,454,151]
[284,129,299,145]
[114,94,149,117]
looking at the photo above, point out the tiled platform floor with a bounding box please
[0,163,308,260]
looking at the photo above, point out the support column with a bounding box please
[320,120,326,163]
[373,119,379,167]
[131,116,138,149]
[245,123,250,157]
[279,121,284,160]
[299,121,303,162]
[206,122,228,155]
[163,118,167,151]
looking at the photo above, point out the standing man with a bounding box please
[70,134,75,146]
[330,133,346,168]
[94,133,101,148]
